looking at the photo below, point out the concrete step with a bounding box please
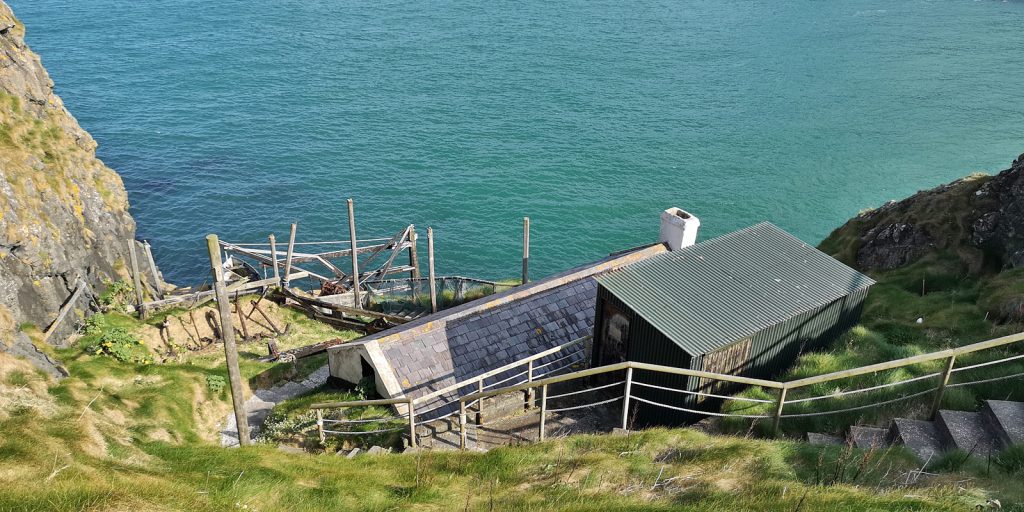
[936,410,1002,458]
[888,419,944,463]
[807,432,844,446]
[849,426,888,449]
[982,400,1024,448]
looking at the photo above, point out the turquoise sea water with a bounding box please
[10,1,1024,285]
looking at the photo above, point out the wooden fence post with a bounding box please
[347,199,361,309]
[283,223,297,288]
[206,234,251,446]
[525,359,535,410]
[476,378,485,425]
[621,367,634,430]
[268,234,280,284]
[459,399,467,450]
[127,240,146,319]
[522,217,530,284]
[931,356,957,418]
[407,398,417,449]
[427,227,437,314]
[143,240,164,299]
[771,386,788,437]
[409,227,420,280]
[539,383,548,441]
[316,409,325,444]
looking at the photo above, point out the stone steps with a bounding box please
[888,419,944,463]
[817,400,1024,465]
[982,399,1024,448]
[935,410,1001,458]
[849,426,887,449]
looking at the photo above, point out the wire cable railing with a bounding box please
[312,330,1024,450]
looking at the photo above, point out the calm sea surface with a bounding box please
[10,1,1024,284]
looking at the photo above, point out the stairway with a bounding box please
[807,400,1024,464]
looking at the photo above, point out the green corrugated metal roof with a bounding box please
[596,222,875,356]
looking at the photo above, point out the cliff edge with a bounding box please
[0,2,157,374]
[821,153,1024,324]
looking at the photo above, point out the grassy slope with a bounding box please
[2,294,1022,510]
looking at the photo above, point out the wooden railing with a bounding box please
[310,336,590,445]
[312,331,1024,450]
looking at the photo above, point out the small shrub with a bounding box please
[206,375,226,394]
[80,316,152,365]
[98,280,135,313]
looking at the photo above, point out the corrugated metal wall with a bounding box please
[594,284,869,425]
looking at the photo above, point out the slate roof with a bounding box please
[597,222,875,356]
[329,243,667,420]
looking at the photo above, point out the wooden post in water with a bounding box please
[931,356,957,419]
[142,240,164,299]
[205,234,251,446]
[427,227,437,314]
[283,223,297,289]
[268,234,280,285]
[127,240,146,319]
[522,217,530,284]
[347,199,362,309]
[771,386,788,438]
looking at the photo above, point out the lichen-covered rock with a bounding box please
[969,154,1024,267]
[0,1,158,373]
[856,222,933,270]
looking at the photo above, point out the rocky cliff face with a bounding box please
[823,154,1024,273]
[0,2,157,374]
[821,153,1024,322]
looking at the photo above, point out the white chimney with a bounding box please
[659,207,700,251]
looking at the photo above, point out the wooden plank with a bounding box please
[268,234,280,283]
[428,227,437,314]
[409,227,420,280]
[311,397,411,409]
[127,240,145,318]
[143,240,164,299]
[206,234,250,446]
[282,288,407,323]
[522,217,530,284]
[141,276,276,309]
[283,223,297,287]
[347,199,361,308]
[43,278,87,342]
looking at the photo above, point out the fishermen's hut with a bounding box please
[593,220,875,424]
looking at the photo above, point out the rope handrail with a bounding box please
[547,395,623,414]
[546,380,625,401]
[947,370,1024,388]
[322,426,406,436]
[780,387,940,418]
[631,380,774,404]
[952,353,1024,373]
[784,372,942,404]
[322,416,404,425]
[630,396,770,419]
